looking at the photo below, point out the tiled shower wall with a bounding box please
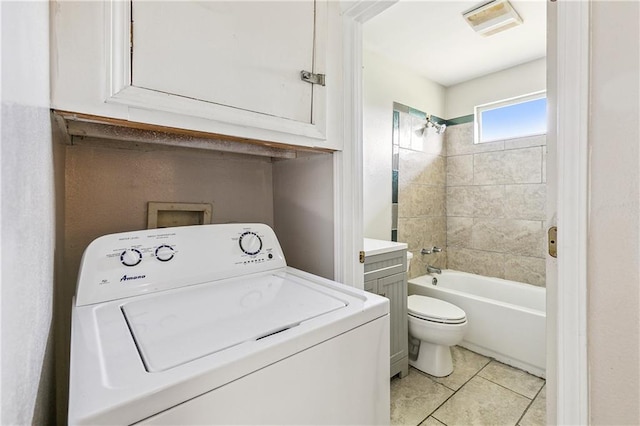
[396,110,547,286]
[445,122,546,287]
[394,106,448,279]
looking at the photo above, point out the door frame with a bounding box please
[337,1,590,423]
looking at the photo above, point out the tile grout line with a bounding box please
[514,383,545,425]
[475,374,541,400]
[429,358,493,425]
[411,356,494,426]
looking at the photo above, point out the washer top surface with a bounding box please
[69,224,389,425]
[123,273,347,372]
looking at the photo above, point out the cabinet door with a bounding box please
[131,1,320,128]
[364,279,377,294]
[378,272,408,366]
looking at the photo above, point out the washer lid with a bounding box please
[407,295,466,323]
[121,274,347,372]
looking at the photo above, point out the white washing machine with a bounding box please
[68,223,389,425]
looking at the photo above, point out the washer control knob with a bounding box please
[155,245,175,262]
[120,249,142,267]
[239,231,262,255]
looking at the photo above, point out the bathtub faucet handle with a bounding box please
[432,246,442,253]
[420,248,432,255]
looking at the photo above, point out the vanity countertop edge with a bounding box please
[363,238,408,257]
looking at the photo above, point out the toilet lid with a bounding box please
[408,295,466,324]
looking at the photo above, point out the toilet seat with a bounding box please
[408,295,466,324]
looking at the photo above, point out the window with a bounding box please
[475,91,547,144]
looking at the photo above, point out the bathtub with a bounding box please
[408,270,546,378]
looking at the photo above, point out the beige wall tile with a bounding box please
[504,184,546,220]
[504,220,544,257]
[475,147,542,185]
[398,183,426,218]
[474,151,504,185]
[446,186,474,216]
[504,134,546,150]
[472,218,505,251]
[474,185,505,218]
[399,149,445,186]
[423,185,446,217]
[398,217,426,251]
[503,147,543,184]
[448,247,505,279]
[444,122,473,156]
[423,216,447,248]
[447,217,473,248]
[446,155,473,186]
[504,255,546,286]
[446,122,505,156]
[403,121,549,287]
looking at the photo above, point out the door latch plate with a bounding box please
[548,226,558,258]
[300,70,326,86]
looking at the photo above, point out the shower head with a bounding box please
[415,115,447,136]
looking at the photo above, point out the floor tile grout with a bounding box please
[392,347,546,426]
[514,383,546,426]
[477,374,540,400]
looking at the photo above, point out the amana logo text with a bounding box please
[120,274,146,282]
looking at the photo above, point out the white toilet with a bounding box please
[407,295,468,377]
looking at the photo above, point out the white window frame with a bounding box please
[474,90,547,144]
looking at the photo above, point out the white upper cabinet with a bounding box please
[132,2,314,124]
[51,0,340,150]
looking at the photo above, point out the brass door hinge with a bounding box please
[359,251,365,263]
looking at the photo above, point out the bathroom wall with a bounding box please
[394,107,447,279]
[363,49,445,240]
[1,1,57,424]
[588,1,640,422]
[445,58,546,120]
[445,122,546,286]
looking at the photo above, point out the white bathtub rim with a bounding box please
[409,272,546,316]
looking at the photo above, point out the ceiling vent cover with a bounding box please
[463,0,523,37]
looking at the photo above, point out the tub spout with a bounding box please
[427,265,442,274]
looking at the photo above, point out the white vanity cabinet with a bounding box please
[51,0,339,150]
[363,239,409,379]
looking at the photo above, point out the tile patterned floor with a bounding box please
[391,346,546,426]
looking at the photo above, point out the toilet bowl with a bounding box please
[408,295,468,377]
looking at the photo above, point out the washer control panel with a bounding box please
[76,223,286,306]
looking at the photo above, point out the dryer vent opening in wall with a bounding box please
[147,202,213,229]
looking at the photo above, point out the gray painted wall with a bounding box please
[273,153,335,280]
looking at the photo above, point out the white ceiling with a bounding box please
[363,0,546,87]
